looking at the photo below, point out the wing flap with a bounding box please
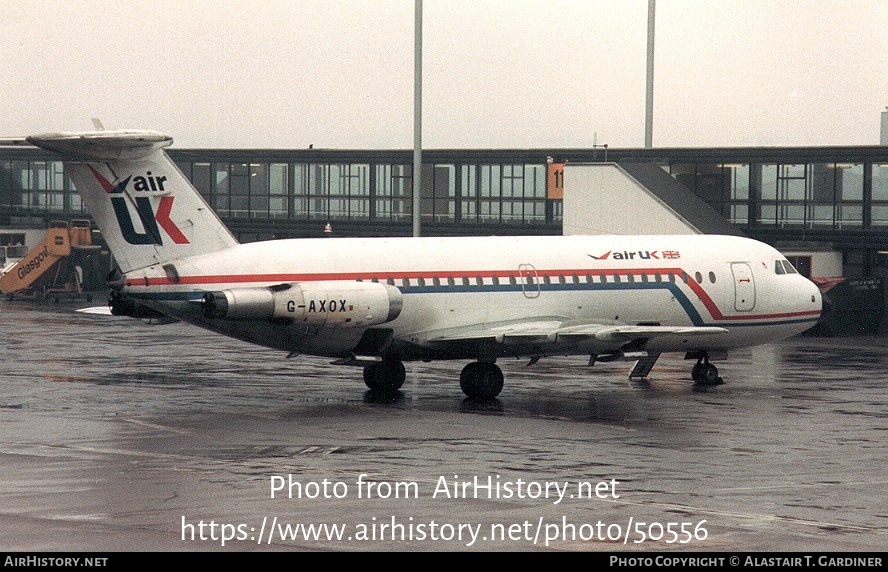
[424,320,565,343]
[420,321,728,345]
[574,325,728,342]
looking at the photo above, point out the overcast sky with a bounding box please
[2,0,886,149]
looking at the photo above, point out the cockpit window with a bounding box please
[775,260,798,275]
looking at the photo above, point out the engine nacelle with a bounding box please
[203,281,403,328]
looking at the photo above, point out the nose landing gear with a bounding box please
[691,355,724,386]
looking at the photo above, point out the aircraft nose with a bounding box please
[807,279,823,314]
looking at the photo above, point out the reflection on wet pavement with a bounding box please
[0,300,885,551]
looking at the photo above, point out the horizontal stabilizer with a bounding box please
[0,137,32,147]
[27,130,172,161]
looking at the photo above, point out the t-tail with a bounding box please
[27,130,238,273]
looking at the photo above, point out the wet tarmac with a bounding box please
[0,299,885,552]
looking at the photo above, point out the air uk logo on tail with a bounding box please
[88,166,189,245]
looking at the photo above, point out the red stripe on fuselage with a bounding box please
[126,267,820,322]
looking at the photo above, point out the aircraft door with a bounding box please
[731,262,756,311]
[519,264,540,299]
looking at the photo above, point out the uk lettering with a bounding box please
[590,250,661,260]
[88,165,189,246]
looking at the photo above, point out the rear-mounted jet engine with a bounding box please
[202,281,403,328]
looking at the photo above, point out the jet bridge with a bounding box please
[561,162,744,236]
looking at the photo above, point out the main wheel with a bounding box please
[459,362,481,396]
[459,362,504,399]
[362,360,406,392]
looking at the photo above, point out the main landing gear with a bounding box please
[691,355,724,386]
[361,359,504,399]
[362,360,406,392]
[459,361,504,400]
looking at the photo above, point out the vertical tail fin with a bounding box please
[27,130,238,273]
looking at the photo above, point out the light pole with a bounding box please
[645,0,655,148]
[413,0,422,237]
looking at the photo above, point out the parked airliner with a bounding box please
[20,130,822,398]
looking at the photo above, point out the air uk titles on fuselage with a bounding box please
[588,250,681,261]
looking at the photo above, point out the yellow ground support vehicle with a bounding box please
[0,220,102,301]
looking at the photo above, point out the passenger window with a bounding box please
[402,278,410,288]
[447,276,455,286]
[708,271,716,283]
[387,278,395,286]
[509,276,517,286]
[641,274,648,283]
[572,275,580,285]
[492,276,500,286]
[558,275,566,285]
[695,271,703,284]
[462,277,470,287]
[586,274,593,284]
[543,276,551,285]
[614,274,621,284]
[476,276,483,286]
[433,277,440,287]
[774,260,786,275]
[627,274,634,283]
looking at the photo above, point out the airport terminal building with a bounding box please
[2,142,888,331]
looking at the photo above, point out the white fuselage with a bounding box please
[121,234,823,360]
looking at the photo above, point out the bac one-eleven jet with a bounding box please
[19,130,822,398]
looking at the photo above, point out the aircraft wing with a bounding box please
[76,306,114,315]
[420,320,728,344]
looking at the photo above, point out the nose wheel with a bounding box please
[692,357,723,386]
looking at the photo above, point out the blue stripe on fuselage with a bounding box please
[128,280,820,328]
[130,280,710,324]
